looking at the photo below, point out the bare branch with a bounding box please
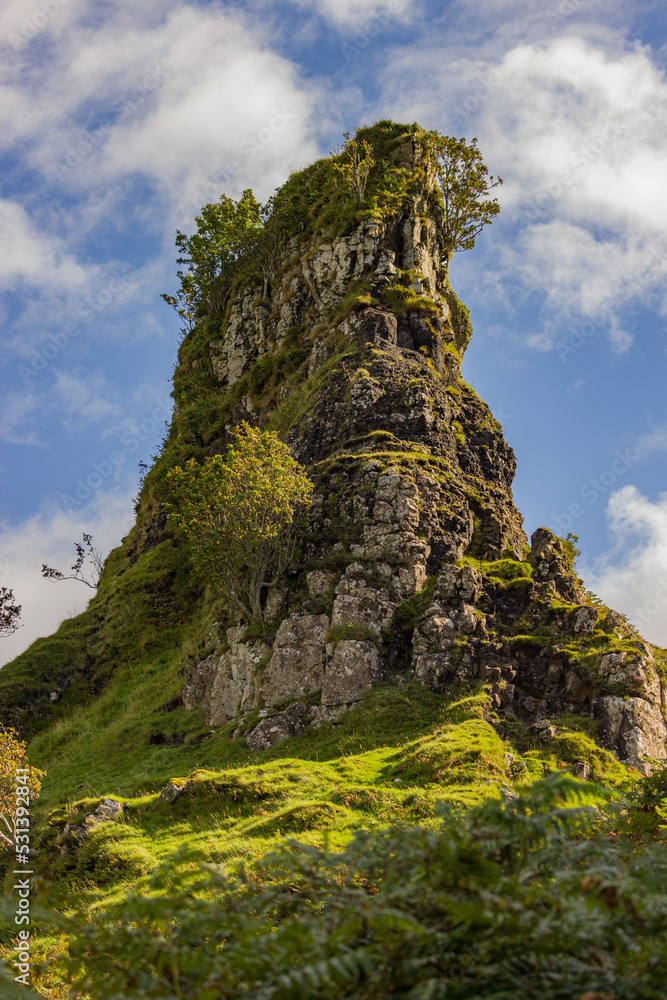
[42,534,103,590]
[0,587,22,638]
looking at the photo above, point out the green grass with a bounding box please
[16,678,630,918]
[461,555,534,588]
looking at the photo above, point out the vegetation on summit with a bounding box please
[161,121,502,335]
[430,133,503,256]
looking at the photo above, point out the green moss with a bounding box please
[381,284,439,316]
[521,716,630,786]
[325,623,378,647]
[387,688,510,802]
[655,648,667,680]
[393,577,437,631]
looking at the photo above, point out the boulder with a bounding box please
[261,615,329,706]
[306,570,335,599]
[205,627,265,725]
[321,640,384,706]
[572,605,598,635]
[65,798,123,839]
[246,702,311,751]
[436,564,483,605]
[594,695,667,773]
[598,651,661,703]
[160,781,190,803]
[331,575,395,638]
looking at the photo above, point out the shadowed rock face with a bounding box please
[179,134,667,772]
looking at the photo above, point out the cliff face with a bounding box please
[171,124,667,772]
[1,123,665,778]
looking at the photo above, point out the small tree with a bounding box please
[249,196,284,299]
[428,133,502,260]
[42,533,103,590]
[167,423,313,621]
[162,189,262,330]
[0,589,21,638]
[0,727,43,852]
[333,131,376,205]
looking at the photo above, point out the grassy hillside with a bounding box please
[0,120,657,996]
[0,631,633,997]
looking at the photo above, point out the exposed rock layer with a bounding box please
[179,128,667,772]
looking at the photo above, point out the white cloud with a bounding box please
[5,2,322,210]
[0,390,43,447]
[0,0,328,355]
[635,424,667,459]
[51,370,125,429]
[0,488,134,668]
[290,0,415,29]
[0,370,168,449]
[582,485,667,646]
[377,28,667,350]
[0,198,90,292]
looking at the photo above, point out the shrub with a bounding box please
[25,775,667,999]
[166,423,313,621]
[428,133,502,258]
[0,728,44,852]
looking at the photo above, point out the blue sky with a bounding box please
[2,0,667,664]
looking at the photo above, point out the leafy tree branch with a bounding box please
[428,132,502,259]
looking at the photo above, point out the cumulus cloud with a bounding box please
[0,198,90,292]
[0,0,326,369]
[582,485,667,646]
[0,390,43,447]
[290,0,415,29]
[377,27,667,350]
[635,424,667,459]
[4,2,322,213]
[0,488,135,668]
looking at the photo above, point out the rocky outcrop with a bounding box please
[63,798,123,840]
[262,615,329,706]
[182,626,263,725]
[322,640,384,706]
[595,696,667,774]
[177,124,667,770]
